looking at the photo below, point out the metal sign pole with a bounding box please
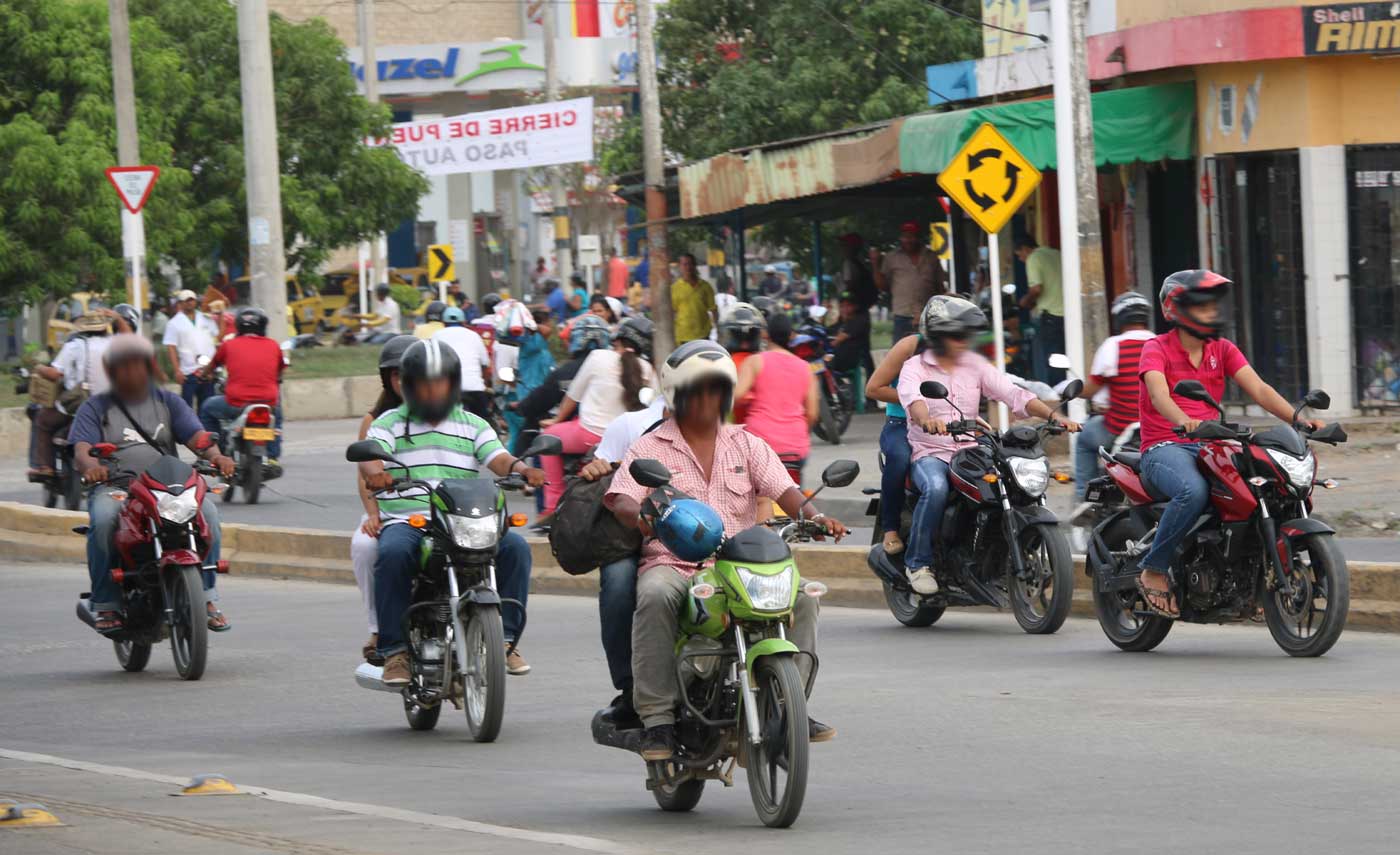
[945,210,957,295]
[987,231,1008,431]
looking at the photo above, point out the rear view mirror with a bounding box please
[1172,379,1210,402]
[629,458,673,489]
[1002,283,1016,296]
[346,439,399,465]
[1047,353,1072,370]
[638,387,657,406]
[1303,389,1331,411]
[920,381,949,400]
[521,433,562,458]
[820,460,860,489]
[1060,379,1084,401]
[808,305,828,321]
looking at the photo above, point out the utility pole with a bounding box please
[356,0,387,292]
[107,0,146,311]
[543,1,575,288]
[636,0,672,362]
[1050,0,1107,420]
[236,0,289,342]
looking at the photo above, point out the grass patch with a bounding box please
[872,319,892,351]
[284,346,381,379]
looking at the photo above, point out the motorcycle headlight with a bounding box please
[448,514,499,550]
[155,489,199,524]
[1007,457,1050,498]
[735,566,794,611]
[1266,448,1316,489]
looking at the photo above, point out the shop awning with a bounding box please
[898,82,1195,174]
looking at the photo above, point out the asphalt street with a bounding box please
[3,562,1399,854]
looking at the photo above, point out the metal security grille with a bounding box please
[1347,145,1400,411]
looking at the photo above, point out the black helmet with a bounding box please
[399,338,461,423]
[112,303,141,334]
[235,307,269,336]
[374,282,391,297]
[718,302,766,353]
[614,315,654,360]
[1110,291,1153,331]
[424,300,447,323]
[480,293,502,316]
[919,294,987,341]
[377,334,417,390]
[751,295,779,320]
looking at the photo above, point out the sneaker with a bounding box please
[808,717,836,743]
[1069,501,1096,527]
[881,531,905,555]
[362,634,383,665]
[601,692,642,730]
[906,566,939,595]
[639,724,675,761]
[506,645,531,676]
[381,652,411,687]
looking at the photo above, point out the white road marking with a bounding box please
[0,747,651,854]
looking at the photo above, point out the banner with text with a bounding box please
[369,97,594,176]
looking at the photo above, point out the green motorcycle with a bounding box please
[592,457,859,828]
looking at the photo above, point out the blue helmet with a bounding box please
[654,499,725,564]
[442,306,466,325]
[569,314,612,357]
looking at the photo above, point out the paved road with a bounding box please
[4,562,1400,853]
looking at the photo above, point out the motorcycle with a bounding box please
[217,403,279,505]
[790,318,853,445]
[16,368,83,510]
[346,432,561,741]
[1084,381,1350,657]
[73,444,228,680]
[592,458,859,828]
[865,379,1079,633]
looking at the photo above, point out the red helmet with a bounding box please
[1159,269,1230,339]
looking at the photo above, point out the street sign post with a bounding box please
[577,234,602,293]
[105,166,160,214]
[938,124,1042,429]
[104,166,160,314]
[428,243,455,301]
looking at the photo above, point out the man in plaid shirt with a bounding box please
[606,340,848,761]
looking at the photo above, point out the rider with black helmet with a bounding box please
[415,300,448,340]
[357,338,546,685]
[198,306,285,464]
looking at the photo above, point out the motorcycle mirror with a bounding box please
[629,458,673,489]
[1303,388,1331,411]
[820,459,860,489]
[521,433,563,458]
[920,381,949,400]
[497,364,516,384]
[1060,379,1084,401]
[1002,283,1017,296]
[808,305,828,321]
[345,439,400,465]
[1172,379,1211,403]
[1047,353,1073,370]
[637,386,657,406]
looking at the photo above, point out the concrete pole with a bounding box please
[236,0,289,342]
[108,0,146,312]
[637,0,672,362]
[988,232,1008,430]
[357,0,387,290]
[543,1,575,289]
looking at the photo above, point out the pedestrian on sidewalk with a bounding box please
[871,222,943,342]
[670,253,717,345]
[1015,236,1066,385]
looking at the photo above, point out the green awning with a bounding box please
[899,82,1195,174]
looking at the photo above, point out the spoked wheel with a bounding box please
[113,639,152,672]
[881,582,945,627]
[403,694,443,731]
[1263,534,1349,657]
[1090,520,1172,652]
[652,777,705,812]
[1007,525,1074,634]
[743,656,808,828]
[167,566,208,680]
[462,604,506,742]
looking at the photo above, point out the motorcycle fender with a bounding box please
[1010,504,1060,529]
[745,637,800,682]
[1275,518,1335,571]
[158,549,201,569]
[460,586,501,607]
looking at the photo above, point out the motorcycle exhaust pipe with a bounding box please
[866,544,908,588]
[353,661,404,693]
[75,599,97,629]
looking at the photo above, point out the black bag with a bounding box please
[548,468,642,576]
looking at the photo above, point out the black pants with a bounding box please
[461,391,493,422]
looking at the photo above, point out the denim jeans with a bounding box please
[199,395,283,459]
[904,457,951,570]
[1073,415,1114,501]
[374,524,532,657]
[892,314,918,344]
[181,375,216,411]
[878,417,911,533]
[1033,313,1066,384]
[598,555,638,692]
[87,484,221,613]
[1138,443,1208,575]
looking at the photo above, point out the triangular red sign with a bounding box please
[105,166,160,214]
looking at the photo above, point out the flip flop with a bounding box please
[96,611,124,633]
[206,607,232,632]
[1135,576,1179,619]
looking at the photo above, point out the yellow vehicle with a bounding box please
[46,292,110,350]
[234,275,324,334]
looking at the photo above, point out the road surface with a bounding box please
[3,562,1399,853]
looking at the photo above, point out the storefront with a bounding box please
[1349,145,1400,408]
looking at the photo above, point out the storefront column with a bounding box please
[1298,145,1356,415]
[447,172,478,302]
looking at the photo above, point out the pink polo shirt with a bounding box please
[607,419,795,576]
[1137,332,1249,450]
[896,350,1036,463]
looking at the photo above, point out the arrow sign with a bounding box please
[965,148,1001,171]
[1002,161,1021,202]
[428,243,455,282]
[962,179,996,211]
[105,166,160,214]
[936,122,1041,236]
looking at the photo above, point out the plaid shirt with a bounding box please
[607,419,795,577]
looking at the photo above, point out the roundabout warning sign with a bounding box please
[936,123,1041,235]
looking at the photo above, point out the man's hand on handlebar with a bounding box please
[1299,418,1326,432]
[1050,416,1082,433]
[579,458,612,482]
[812,515,847,542]
[919,415,949,435]
[82,465,110,486]
[520,466,547,489]
[1178,418,1203,435]
[364,468,395,491]
[213,454,236,479]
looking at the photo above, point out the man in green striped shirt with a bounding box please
[358,340,545,685]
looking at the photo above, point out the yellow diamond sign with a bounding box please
[928,222,951,260]
[937,123,1041,235]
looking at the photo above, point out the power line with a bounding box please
[920,0,1049,44]
[812,1,954,105]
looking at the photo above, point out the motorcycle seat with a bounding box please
[1110,451,1142,471]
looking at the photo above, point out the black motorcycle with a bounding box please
[865,379,1079,633]
[17,367,82,510]
[216,403,280,505]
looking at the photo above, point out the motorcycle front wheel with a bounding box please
[1007,525,1074,634]
[1263,533,1349,657]
[114,639,152,672]
[743,656,808,828]
[167,566,208,680]
[1090,519,1172,652]
[462,604,506,742]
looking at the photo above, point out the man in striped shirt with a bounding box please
[358,339,545,686]
[1072,292,1155,509]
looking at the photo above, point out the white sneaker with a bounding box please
[906,567,939,595]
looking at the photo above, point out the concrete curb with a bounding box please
[4,500,1397,632]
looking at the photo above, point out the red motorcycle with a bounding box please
[75,443,228,680]
[1084,381,1349,657]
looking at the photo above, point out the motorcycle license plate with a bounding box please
[242,428,276,442]
[809,361,824,374]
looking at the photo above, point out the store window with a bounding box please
[1349,145,1400,410]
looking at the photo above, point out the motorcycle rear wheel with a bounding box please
[243,454,263,505]
[882,582,945,627]
[403,695,443,731]
[463,604,506,742]
[167,566,208,681]
[63,467,82,510]
[1090,519,1172,652]
[1263,533,1349,658]
[42,481,58,508]
[743,656,808,828]
[1008,525,1074,634]
[652,778,705,812]
[814,394,842,445]
[114,639,152,672]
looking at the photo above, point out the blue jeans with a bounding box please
[904,457,951,570]
[892,314,917,344]
[598,555,638,692]
[199,395,283,459]
[1033,313,1066,384]
[374,524,532,657]
[1138,443,1208,575]
[878,417,911,533]
[1073,415,1114,501]
[181,375,216,411]
[87,485,221,613]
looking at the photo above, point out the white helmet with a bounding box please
[660,340,738,420]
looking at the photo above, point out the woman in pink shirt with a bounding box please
[896,296,1078,595]
[733,313,819,481]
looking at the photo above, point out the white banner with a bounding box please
[369,97,594,176]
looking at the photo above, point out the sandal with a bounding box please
[206,605,232,632]
[96,610,123,633]
[1136,574,1179,619]
[882,532,905,555]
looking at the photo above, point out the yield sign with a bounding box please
[105,166,160,214]
[936,123,1041,235]
[428,243,455,282]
